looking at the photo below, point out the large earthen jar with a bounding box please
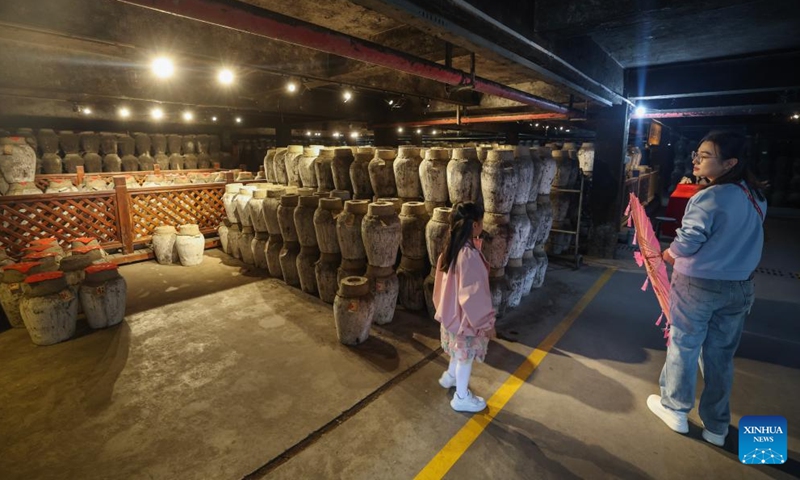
[314,147,336,192]
[37,129,58,155]
[152,225,178,265]
[423,207,452,319]
[481,213,512,272]
[333,276,375,346]
[263,149,277,183]
[368,149,398,199]
[362,203,401,269]
[394,146,423,201]
[59,131,80,155]
[399,202,430,260]
[331,147,354,192]
[248,189,269,235]
[19,271,78,346]
[284,145,304,187]
[1,137,37,189]
[137,133,155,155]
[272,147,289,185]
[277,194,301,287]
[365,264,398,325]
[397,256,427,311]
[298,146,322,189]
[264,187,286,278]
[79,263,127,329]
[223,183,244,224]
[509,204,532,261]
[295,194,320,294]
[235,187,256,227]
[349,152,374,200]
[175,224,205,266]
[513,146,534,206]
[238,226,256,265]
[167,134,182,155]
[529,149,544,201]
[552,149,572,188]
[534,194,554,247]
[537,146,557,195]
[447,147,482,206]
[336,200,369,284]
[419,148,450,214]
[314,197,343,303]
[481,150,518,214]
[80,131,100,154]
[578,142,595,176]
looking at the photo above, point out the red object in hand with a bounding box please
[662,184,702,238]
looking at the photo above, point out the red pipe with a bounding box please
[373,112,567,128]
[119,0,570,114]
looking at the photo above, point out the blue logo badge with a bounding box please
[739,416,787,464]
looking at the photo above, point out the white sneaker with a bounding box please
[438,371,456,389]
[702,427,727,447]
[450,390,487,413]
[647,394,689,433]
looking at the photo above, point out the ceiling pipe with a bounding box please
[119,0,570,114]
[373,112,567,128]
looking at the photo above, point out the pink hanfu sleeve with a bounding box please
[456,248,495,333]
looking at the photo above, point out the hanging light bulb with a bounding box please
[81,107,92,115]
[182,111,194,121]
[235,117,242,123]
[343,90,353,102]
[151,107,164,120]
[286,81,298,93]
[397,127,404,133]
[217,68,234,85]
[118,107,130,118]
[151,57,174,79]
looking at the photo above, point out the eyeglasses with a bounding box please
[691,151,718,163]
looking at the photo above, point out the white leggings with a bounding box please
[448,356,474,398]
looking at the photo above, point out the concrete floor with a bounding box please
[1,216,798,480]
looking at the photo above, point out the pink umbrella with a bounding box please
[625,193,672,344]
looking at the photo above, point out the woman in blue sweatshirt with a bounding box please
[647,131,766,447]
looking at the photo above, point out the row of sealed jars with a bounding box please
[11,130,221,157]
[151,225,206,266]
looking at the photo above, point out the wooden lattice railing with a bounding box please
[0,172,248,261]
[0,191,120,258]
[33,168,223,192]
[129,185,225,242]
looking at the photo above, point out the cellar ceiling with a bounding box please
[0,0,797,134]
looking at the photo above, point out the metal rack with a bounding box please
[549,173,586,269]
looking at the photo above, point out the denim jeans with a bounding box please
[659,271,755,435]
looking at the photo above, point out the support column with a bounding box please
[588,104,630,258]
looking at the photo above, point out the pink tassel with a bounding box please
[655,312,664,326]
[632,234,638,246]
[634,251,644,267]
[666,337,671,347]
[624,202,631,216]
[663,327,670,338]
[641,277,650,292]
[627,216,633,228]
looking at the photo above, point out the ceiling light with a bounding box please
[397,127,404,133]
[151,57,174,79]
[388,100,394,105]
[431,129,438,135]
[535,123,539,127]
[560,126,564,131]
[118,107,130,118]
[217,68,234,85]
[635,105,646,116]
[793,114,800,120]
[182,111,194,121]
[566,129,571,133]
[306,131,312,136]
[81,107,92,115]
[151,107,164,120]
[286,81,298,93]
[350,132,359,139]
[235,117,242,123]
[212,116,218,122]
[416,128,422,134]
[343,90,352,102]
[333,132,340,138]
[315,132,321,136]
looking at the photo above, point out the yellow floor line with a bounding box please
[414,267,616,480]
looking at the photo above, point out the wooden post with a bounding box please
[212,162,221,170]
[154,164,161,174]
[113,176,134,254]
[225,170,235,183]
[76,165,85,187]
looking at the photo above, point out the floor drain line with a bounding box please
[242,346,444,479]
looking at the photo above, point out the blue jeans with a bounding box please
[659,271,755,435]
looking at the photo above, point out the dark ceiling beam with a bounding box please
[371,112,568,128]
[632,103,800,119]
[626,51,800,100]
[630,86,800,101]
[118,0,570,112]
[351,0,629,106]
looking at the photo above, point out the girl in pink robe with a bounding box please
[433,202,495,413]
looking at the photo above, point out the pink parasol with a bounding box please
[625,193,672,344]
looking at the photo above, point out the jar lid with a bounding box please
[73,237,98,245]
[398,146,420,156]
[425,148,450,160]
[330,190,351,201]
[154,225,177,235]
[299,195,319,207]
[3,262,42,273]
[253,189,267,199]
[85,263,118,275]
[24,245,55,253]
[297,187,315,197]
[303,148,321,157]
[72,245,103,254]
[30,237,58,246]
[486,149,513,163]
[375,149,396,160]
[344,199,369,215]
[451,147,477,160]
[287,145,303,154]
[25,271,64,283]
[320,197,343,211]
[266,187,286,198]
[338,276,370,297]
[432,207,452,223]
[367,202,395,217]
[280,194,299,207]
[24,251,59,260]
[400,201,427,216]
